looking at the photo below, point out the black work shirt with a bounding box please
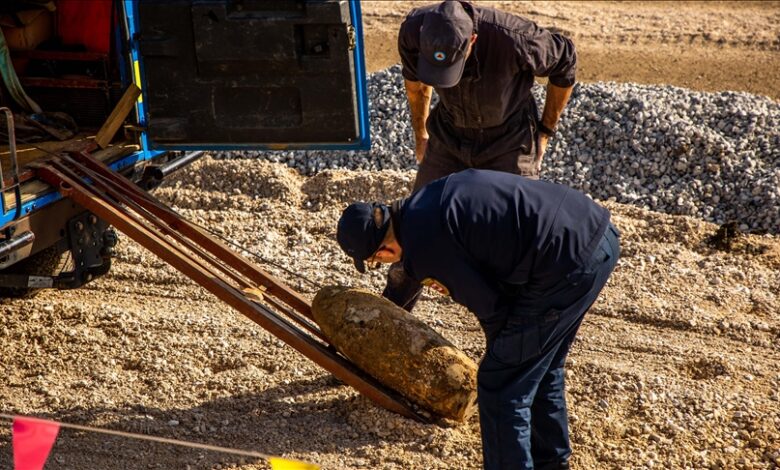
[398,2,577,129]
[397,169,609,333]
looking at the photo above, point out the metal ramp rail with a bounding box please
[33,151,425,422]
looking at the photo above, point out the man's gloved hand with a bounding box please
[382,262,424,312]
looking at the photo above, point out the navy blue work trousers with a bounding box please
[478,224,620,470]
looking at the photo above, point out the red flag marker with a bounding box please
[12,417,60,470]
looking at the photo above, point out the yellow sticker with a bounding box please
[422,278,450,296]
[133,60,143,103]
[268,457,319,470]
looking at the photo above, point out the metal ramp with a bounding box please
[33,151,425,422]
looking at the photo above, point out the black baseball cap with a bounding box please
[337,202,391,273]
[418,1,475,88]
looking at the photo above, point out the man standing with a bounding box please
[399,0,576,182]
[337,169,620,469]
[386,0,577,311]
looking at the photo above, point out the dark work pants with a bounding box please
[479,224,620,470]
[382,110,538,311]
[414,120,539,192]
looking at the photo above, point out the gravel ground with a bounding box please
[0,159,778,469]
[223,66,780,233]
[1,2,779,469]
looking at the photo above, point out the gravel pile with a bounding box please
[218,65,780,233]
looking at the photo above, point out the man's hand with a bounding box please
[404,79,433,165]
[415,135,429,163]
[534,132,550,173]
[537,82,574,174]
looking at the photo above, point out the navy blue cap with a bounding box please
[418,1,474,88]
[337,202,391,273]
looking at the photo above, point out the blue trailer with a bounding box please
[0,0,370,296]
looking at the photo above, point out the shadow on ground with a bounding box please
[0,375,422,469]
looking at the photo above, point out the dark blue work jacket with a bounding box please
[397,169,610,333]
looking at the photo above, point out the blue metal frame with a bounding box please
[350,0,371,151]
[122,0,166,164]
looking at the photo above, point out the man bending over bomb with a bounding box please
[335,169,620,470]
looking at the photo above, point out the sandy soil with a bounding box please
[0,2,778,470]
[362,1,780,100]
[0,159,778,469]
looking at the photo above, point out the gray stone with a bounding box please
[216,66,780,234]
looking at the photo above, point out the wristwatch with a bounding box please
[537,122,556,137]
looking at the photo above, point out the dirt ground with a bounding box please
[0,2,778,470]
[362,1,780,99]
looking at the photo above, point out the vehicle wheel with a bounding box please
[0,246,72,298]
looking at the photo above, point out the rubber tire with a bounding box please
[0,245,71,298]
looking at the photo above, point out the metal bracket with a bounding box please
[0,212,117,291]
[56,212,117,289]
